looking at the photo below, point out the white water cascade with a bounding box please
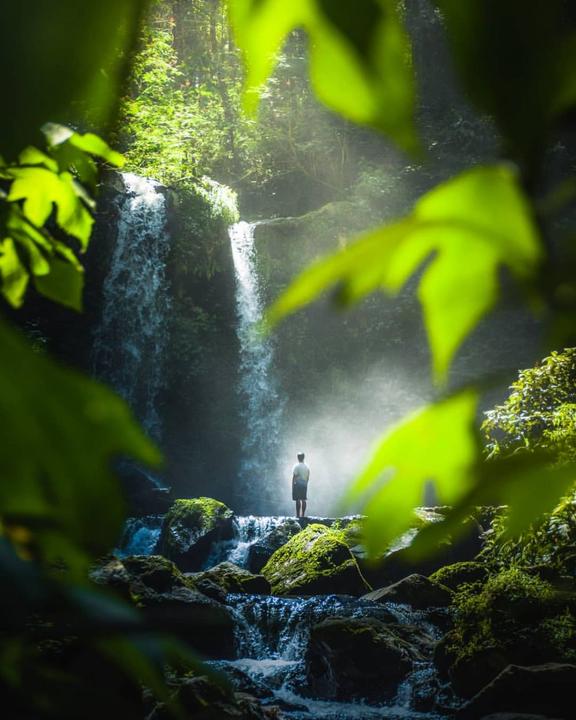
[229,221,284,512]
[93,173,171,446]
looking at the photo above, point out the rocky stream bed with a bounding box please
[91,498,576,720]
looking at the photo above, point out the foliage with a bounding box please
[227,0,576,555]
[0,124,123,310]
[483,348,576,462]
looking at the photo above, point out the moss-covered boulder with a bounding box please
[157,497,234,571]
[188,561,271,595]
[430,561,489,591]
[363,574,453,609]
[436,568,576,698]
[305,617,432,703]
[247,518,302,574]
[261,524,371,596]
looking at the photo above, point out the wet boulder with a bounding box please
[261,524,371,596]
[188,561,271,595]
[148,675,279,720]
[363,573,453,609]
[247,518,302,574]
[457,663,576,719]
[157,497,234,571]
[429,561,489,591]
[91,554,190,599]
[305,617,428,703]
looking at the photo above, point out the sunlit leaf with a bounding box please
[43,123,125,169]
[227,0,417,151]
[343,389,479,556]
[267,165,541,382]
[7,167,94,249]
[0,238,29,307]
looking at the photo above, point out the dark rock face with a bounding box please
[247,518,302,574]
[188,561,271,595]
[157,497,234,571]
[363,574,453,609]
[457,663,576,720]
[304,616,431,703]
[261,524,371,596]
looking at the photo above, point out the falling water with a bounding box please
[92,173,171,446]
[229,221,284,512]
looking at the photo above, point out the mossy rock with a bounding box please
[436,568,576,698]
[430,562,489,591]
[157,497,234,571]
[189,561,271,595]
[91,554,191,599]
[261,524,371,596]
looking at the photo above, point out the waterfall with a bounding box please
[229,221,284,512]
[92,173,171,448]
[117,515,163,557]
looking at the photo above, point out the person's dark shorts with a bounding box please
[293,481,308,501]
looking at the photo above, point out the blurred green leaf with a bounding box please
[0,317,160,577]
[33,257,84,312]
[227,0,417,152]
[436,0,576,167]
[343,389,479,557]
[43,124,125,169]
[0,239,29,307]
[408,454,576,561]
[267,165,541,382]
[0,1,147,158]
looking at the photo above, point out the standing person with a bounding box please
[292,452,310,518]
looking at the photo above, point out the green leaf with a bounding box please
[7,167,94,249]
[435,0,576,167]
[0,317,160,576]
[227,0,417,152]
[0,1,147,159]
[43,123,125,169]
[408,454,576,561]
[266,165,541,382]
[33,257,84,312]
[343,389,479,557]
[0,238,29,307]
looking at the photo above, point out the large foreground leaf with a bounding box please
[343,389,479,557]
[266,165,541,382]
[0,318,160,576]
[227,0,417,151]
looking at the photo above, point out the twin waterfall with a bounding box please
[93,173,171,447]
[229,221,284,512]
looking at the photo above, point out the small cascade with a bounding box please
[229,221,284,512]
[92,172,171,447]
[117,515,163,556]
[218,594,446,719]
[203,515,289,569]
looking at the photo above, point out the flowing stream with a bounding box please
[229,221,284,512]
[92,173,171,446]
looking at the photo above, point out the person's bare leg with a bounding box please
[296,500,301,517]
[301,500,307,518]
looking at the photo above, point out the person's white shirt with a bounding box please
[292,462,310,483]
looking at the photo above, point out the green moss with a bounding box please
[166,497,232,532]
[429,562,489,591]
[261,524,371,595]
